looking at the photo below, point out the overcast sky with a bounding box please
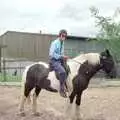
[0,0,120,37]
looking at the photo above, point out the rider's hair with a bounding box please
[59,29,67,36]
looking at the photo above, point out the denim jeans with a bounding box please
[49,58,67,89]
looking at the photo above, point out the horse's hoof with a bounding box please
[74,113,83,120]
[32,112,41,116]
[17,112,26,117]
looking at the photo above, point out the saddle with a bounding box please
[49,59,71,80]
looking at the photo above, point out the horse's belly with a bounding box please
[47,71,60,91]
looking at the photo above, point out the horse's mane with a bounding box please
[73,52,100,65]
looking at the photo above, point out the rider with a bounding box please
[49,29,69,98]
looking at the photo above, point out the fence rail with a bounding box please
[0,58,120,82]
[0,58,35,82]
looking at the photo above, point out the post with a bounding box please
[0,48,1,72]
[3,59,6,82]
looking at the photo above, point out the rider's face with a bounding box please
[59,33,67,41]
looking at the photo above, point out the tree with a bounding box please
[90,6,120,62]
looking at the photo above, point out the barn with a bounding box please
[0,31,104,62]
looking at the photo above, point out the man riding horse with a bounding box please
[49,29,69,98]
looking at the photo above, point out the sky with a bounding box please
[0,0,120,37]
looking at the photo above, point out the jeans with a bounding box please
[49,58,66,90]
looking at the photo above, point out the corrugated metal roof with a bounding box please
[0,31,95,41]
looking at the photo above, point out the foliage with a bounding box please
[90,6,120,62]
[0,73,21,82]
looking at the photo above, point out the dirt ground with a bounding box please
[0,86,120,120]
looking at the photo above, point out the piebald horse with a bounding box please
[19,49,116,119]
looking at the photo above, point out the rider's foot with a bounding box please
[60,90,67,98]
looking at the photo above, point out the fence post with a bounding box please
[3,59,6,82]
[0,48,1,72]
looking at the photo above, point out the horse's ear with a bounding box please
[101,49,111,59]
[105,49,110,56]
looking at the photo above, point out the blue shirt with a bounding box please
[49,38,64,60]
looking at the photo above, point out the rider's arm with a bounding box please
[49,41,63,60]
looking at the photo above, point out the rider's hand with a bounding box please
[63,55,70,60]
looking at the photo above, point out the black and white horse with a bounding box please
[19,49,116,118]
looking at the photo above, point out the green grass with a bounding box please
[0,73,22,82]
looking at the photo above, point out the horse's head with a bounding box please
[100,49,116,78]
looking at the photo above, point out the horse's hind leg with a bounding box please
[32,86,41,116]
[19,94,26,116]
[19,82,33,116]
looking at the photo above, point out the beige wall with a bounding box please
[0,31,57,62]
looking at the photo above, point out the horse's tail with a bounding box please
[20,65,32,104]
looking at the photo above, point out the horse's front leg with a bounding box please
[74,92,83,120]
[65,90,76,119]
[32,87,41,116]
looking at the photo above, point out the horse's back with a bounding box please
[22,62,49,82]
[27,64,49,78]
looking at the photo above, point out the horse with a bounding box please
[18,49,116,118]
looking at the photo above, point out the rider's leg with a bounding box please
[59,71,67,97]
[51,60,67,98]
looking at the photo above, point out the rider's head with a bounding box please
[58,29,67,41]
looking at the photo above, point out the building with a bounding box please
[0,31,104,62]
